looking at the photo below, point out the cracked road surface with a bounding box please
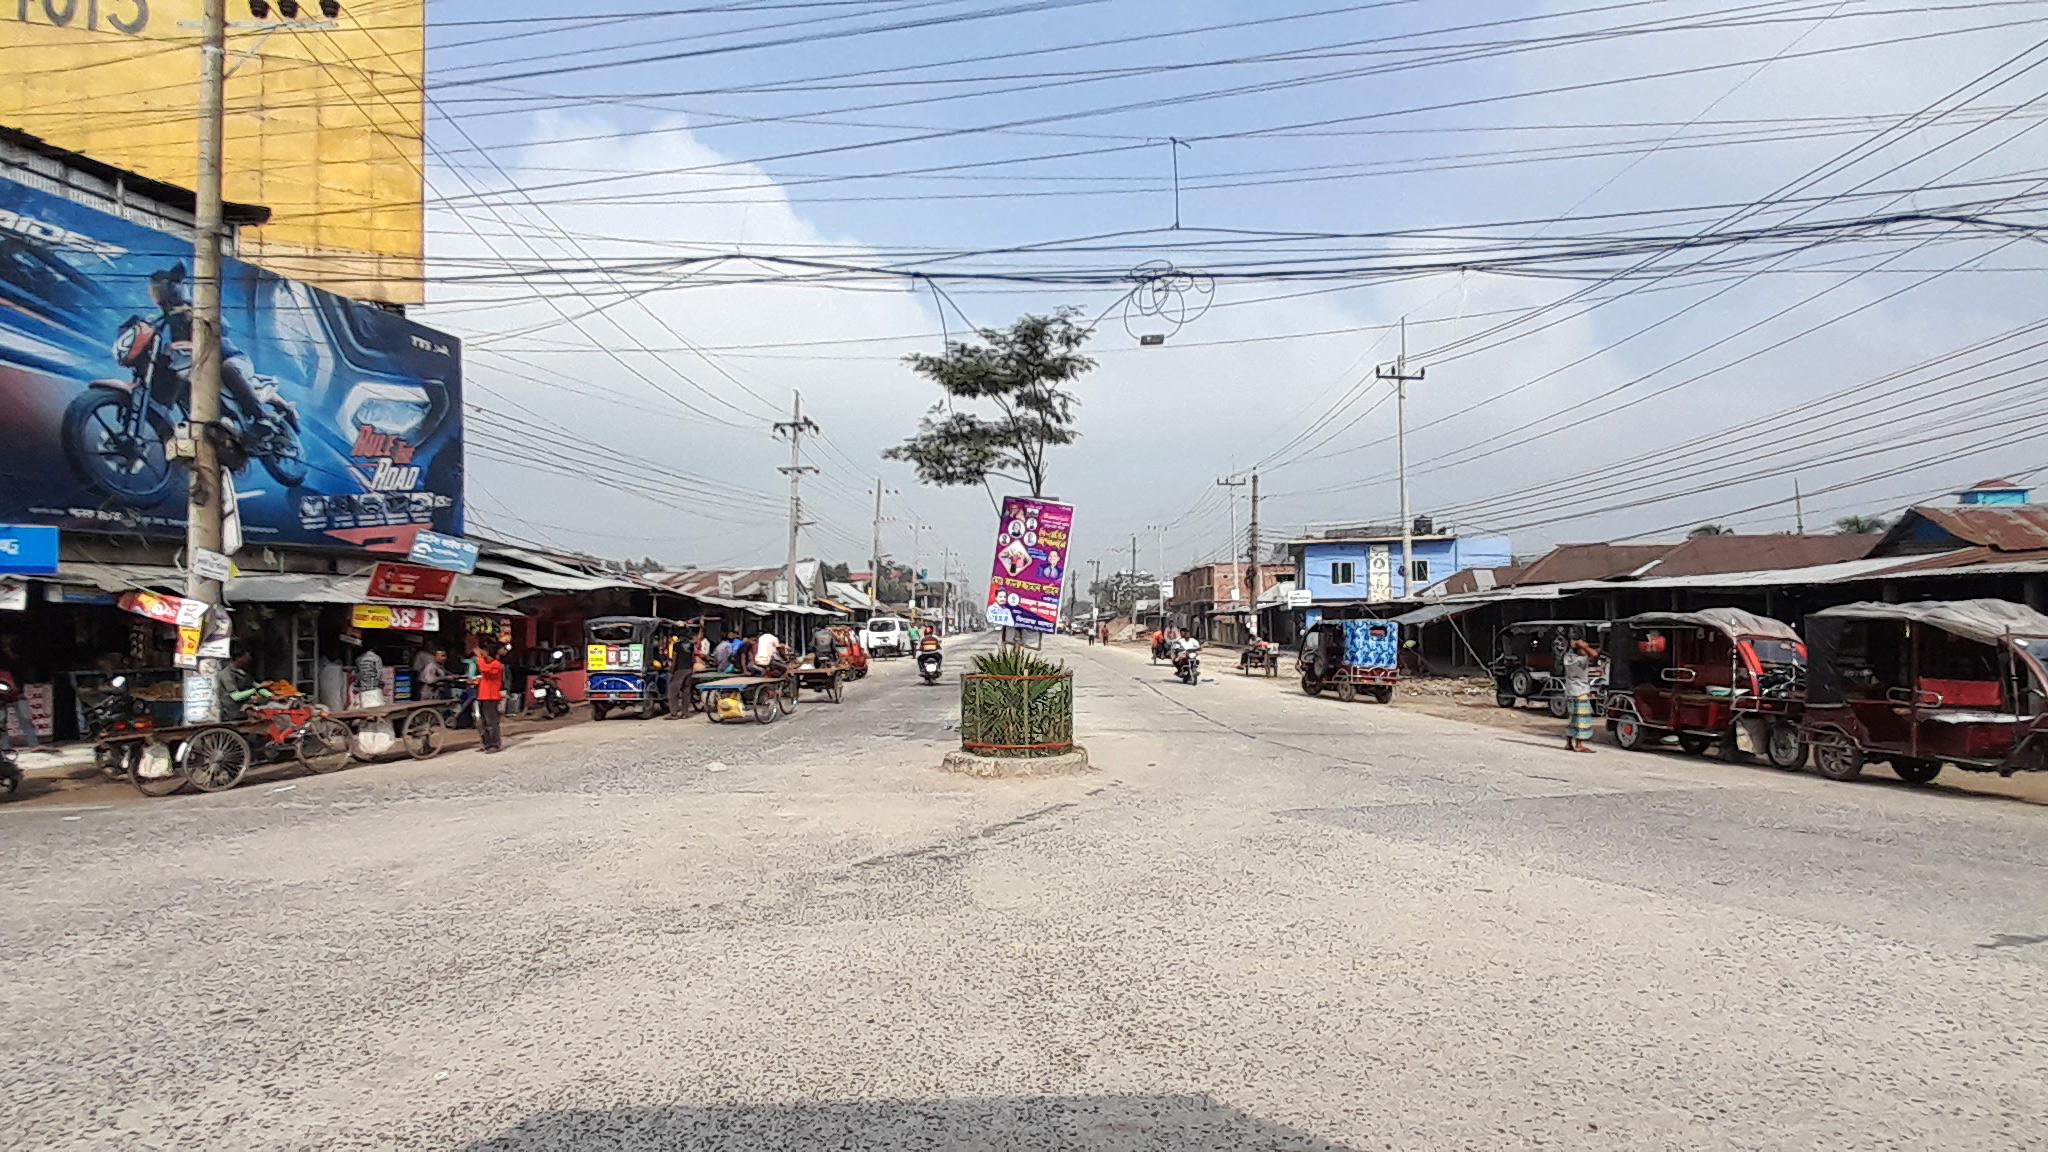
[5,635,2046,1150]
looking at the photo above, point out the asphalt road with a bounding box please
[4,635,2045,1150]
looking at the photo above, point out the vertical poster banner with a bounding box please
[984,496,1074,634]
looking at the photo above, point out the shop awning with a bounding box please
[226,572,518,611]
[51,562,185,593]
[473,557,635,594]
[1390,601,1485,627]
[817,598,854,615]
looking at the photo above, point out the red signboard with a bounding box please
[365,562,456,605]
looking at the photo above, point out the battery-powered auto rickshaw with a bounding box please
[584,616,685,720]
[1492,619,1611,715]
[1605,609,1807,767]
[1800,599,2048,785]
[1298,618,1398,703]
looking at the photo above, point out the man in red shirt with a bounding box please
[473,637,505,753]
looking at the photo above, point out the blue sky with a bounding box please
[407,0,2048,584]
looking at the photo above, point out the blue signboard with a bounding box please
[0,175,462,548]
[408,530,480,574]
[0,525,59,576]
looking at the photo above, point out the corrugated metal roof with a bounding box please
[1633,533,1876,578]
[1896,505,2048,551]
[1509,543,1672,586]
[52,562,184,593]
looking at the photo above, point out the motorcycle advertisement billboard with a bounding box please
[0,174,462,551]
[984,495,1073,634]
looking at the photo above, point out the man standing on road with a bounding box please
[1562,638,1599,754]
[474,638,505,754]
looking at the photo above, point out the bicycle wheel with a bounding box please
[403,708,445,760]
[183,728,252,793]
[296,717,354,774]
[127,742,187,798]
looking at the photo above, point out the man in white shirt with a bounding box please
[750,631,781,675]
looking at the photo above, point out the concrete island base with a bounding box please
[939,746,1093,778]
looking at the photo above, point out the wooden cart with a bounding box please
[95,700,354,797]
[327,699,451,762]
[695,674,797,724]
[792,662,848,703]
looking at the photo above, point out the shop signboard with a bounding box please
[1366,545,1393,603]
[0,525,59,576]
[983,496,1074,635]
[366,562,457,605]
[1287,588,1314,609]
[118,590,206,629]
[0,175,462,549]
[0,578,25,612]
[192,548,233,583]
[23,683,54,739]
[181,673,214,727]
[407,530,479,574]
[350,605,439,632]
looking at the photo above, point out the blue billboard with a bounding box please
[0,175,461,550]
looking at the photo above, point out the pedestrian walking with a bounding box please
[1562,638,1598,753]
[474,637,505,753]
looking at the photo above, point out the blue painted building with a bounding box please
[1287,524,1513,625]
[1954,478,2031,507]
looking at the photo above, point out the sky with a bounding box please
[400,0,2048,586]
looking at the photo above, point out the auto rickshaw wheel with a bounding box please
[1509,669,1534,699]
[1495,691,1517,709]
[1301,672,1324,697]
[1813,739,1864,781]
[752,688,777,724]
[1370,684,1394,704]
[1676,733,1713,756]
[591,703,610,722]
[1892,757,1942,786]
[1766,724,1806,771]
[1613,719,1650,751]
[1546,693,1569,719]
[1336,678,1357,703]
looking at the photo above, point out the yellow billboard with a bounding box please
[0,0,425,305]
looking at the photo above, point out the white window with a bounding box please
[1330,561,1356,585]
[1409,559,1430,584]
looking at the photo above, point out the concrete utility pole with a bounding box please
[181,0,231,721]
[1246,469,1261,621]
[1216,474,1247,603]
[909,521,926,625]
[1089,558,1102,623]
[774,392,818,604]
[1129,534,1140,618]
[1376,318,1425,600]
[870,478,884,601]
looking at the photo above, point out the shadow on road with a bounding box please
[454,1094,1358,1150]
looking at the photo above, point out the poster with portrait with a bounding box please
[984,496,1074,634]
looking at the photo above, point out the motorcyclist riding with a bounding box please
[146,263,279,452]
[1170,632,1201,679]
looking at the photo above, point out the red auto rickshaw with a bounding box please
[1605,609,1808,768]
[1800,599,2048,785]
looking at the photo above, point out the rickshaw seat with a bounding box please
[1920,678,2002,709]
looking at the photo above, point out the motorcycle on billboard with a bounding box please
[0,176,462,549]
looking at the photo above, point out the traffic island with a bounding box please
[943,654,1090,778]
[940,746,1092,778]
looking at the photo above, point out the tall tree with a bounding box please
[1832,514,1890,534]
[886,309,1093,497]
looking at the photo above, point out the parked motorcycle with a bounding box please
[918,648,944,685]
[83,675,154,778]
[62,263,308,508]
[530,649,571,719]
[0,678,22,797]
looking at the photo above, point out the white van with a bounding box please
[862,616,909,657]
